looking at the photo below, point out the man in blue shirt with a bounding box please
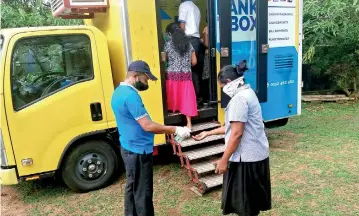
[111,60,191,216]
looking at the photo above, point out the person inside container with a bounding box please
[193,61,272,216]
[111,60,191,216]
[200,14,210,103]
[178,0,203,106]
[162,23,198,129]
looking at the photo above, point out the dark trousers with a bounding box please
[121,147,154,216]
[189,37,203,105]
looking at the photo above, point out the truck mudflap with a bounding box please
[0,167,19,185]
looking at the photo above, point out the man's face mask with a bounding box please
[134,76,149,91]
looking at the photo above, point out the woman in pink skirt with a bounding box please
[162,23,198,128]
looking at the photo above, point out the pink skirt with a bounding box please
[166,72,197,117]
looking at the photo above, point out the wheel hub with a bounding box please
[88,164,96,172]
[76,153,106,180]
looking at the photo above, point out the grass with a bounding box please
[1,102,359,216]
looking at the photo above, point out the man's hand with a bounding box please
[192,131,209,141]
[175,127,191,139]
[215,158,228,175]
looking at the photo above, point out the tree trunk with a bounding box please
[353,76,357,92]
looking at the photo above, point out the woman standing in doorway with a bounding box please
[193,61,271,216]
[162,23,198,128]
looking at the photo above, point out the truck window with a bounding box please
[11,35,93,110]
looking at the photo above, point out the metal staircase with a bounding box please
[168,122,225,195]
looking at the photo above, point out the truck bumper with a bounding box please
[0,167,19,185]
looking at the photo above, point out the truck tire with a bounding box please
[61,140,118,192]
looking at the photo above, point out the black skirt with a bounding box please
[222,157,271,216]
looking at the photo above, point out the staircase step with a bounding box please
[191,122,221,133]
[191,160,218,175]
[183,144,225,161]
[179,134,225,148]
[168,107,215,117]
[199,174,223,192]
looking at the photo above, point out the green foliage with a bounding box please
[1,0,82,29]
[303,0,359,92]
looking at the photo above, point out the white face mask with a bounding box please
[222,77,245,98]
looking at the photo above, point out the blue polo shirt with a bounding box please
[111,82,154,154]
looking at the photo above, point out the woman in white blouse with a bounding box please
[194,61,271,216]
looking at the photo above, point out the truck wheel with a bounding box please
[61,140,118,192]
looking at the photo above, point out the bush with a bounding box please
[303,0,359,93]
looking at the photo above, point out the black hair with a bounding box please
[165,22,190,56]
[218,60,248,84]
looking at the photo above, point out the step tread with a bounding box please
[168,107,215,117]
[179,134,225,148]
[199,174,223,189]
[183,144,225,160]
[190,122,221,133]
[191,160,218,174]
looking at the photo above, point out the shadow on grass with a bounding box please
[13,177,69,204]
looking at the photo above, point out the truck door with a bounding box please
[216,0,268,107]
[3,30,108,176]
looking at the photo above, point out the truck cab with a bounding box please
[0,26,121,191]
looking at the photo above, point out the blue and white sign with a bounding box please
[268,1,296,48]
[231,0,257,90]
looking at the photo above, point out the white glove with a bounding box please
[175,127,191,139]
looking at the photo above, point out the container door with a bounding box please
[215,0,268,107]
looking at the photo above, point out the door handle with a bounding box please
[210,48,216,57]
[90,103,103,121]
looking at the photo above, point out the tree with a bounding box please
[303,0,359,94]
[1,0,82,29]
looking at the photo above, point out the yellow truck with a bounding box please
[0,0,303,193]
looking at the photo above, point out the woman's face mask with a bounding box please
[223,83,235,98]
[164,32,172,42]
[222,77,245,98]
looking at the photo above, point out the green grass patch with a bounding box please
[2,102,359,216]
